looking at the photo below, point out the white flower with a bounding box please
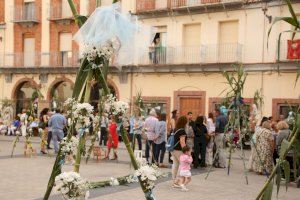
[60,136,79,156]
[103,94,129,120]
[110,177,120,186]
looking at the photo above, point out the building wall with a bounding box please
[0,0,299,120]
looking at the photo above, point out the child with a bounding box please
[179,146,193,191]
[105,116,118,160]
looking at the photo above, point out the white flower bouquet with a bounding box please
[104,94,129,121]
[134,158,163,190]
[54,171,89,200]
[73,103,94,128]
[61,136,79,156]
[82,37,120,67]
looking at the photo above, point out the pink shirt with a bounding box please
[179,154,193,171]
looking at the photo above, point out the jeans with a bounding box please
[145,140,155,163]
[52,129,64,153]
[99,127,107,146]
[155,141,166,164]
[132,134,142,150]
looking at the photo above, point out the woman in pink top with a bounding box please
[179,146,193,191]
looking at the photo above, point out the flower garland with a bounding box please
[54,171,89,200]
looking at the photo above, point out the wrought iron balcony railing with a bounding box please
[0,51,80,68]
[136,0,244,13]
[48,4,74,20]
[138,43,243,65]
[12,4,39,23]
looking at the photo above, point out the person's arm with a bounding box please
[179,135,186,148]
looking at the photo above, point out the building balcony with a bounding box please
[48,4,75,23]
[0,51,80,68]
[138,43,243,65]
[12,4,39,25]
[136,0,244,16]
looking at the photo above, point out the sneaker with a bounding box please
[180,184,189,192]
[172,183,181,188]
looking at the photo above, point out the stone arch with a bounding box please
[47,77,74,101]
[11,78,40,115]
[107,79,120,99]
[11,78,39,100]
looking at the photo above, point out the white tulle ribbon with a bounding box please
[73,2,156,67]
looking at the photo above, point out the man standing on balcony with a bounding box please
[48,109,67,153]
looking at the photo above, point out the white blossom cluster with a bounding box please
[134,158,162,190]
[82,37,120,63]
[60,136,79,156]
[125,174,139,184]
[104,94,129,120]
[73,103,94,128]
[54,171,89,200]
[63,98,78,119]
[109,177,120,186]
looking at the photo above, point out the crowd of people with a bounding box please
[1,105,299,191]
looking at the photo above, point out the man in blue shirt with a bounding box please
[48,109,67,153]
[214,108,228,168]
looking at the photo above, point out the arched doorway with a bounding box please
[90,82,118,110]
[50,81,74,110]
[15,81,37,115]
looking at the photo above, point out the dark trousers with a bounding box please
[145,140,155,163]
[167,135,172,163]
[155,141,166,164]
[194,136,207,167]
[99,127,107,146]
[135,134,142,150]
[47,131,52,147]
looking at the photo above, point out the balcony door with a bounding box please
[183,23,201,64]
[24,38,35,67]
[218,20,238,62]
[24,2,35,21]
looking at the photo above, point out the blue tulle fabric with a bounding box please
[73,3,155,67]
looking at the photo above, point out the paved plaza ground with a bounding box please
[0,135,299,200]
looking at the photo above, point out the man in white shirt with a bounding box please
[144,108,158,163]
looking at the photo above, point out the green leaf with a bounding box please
[275,165,282,196]
[280,139,290,158]
[284,0,299,28]
[282,160,290,191]
[262,180,274,200]
[72,58,90,100]
[294,139,300,154]
[293,153,299,180]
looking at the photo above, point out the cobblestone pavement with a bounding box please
[1,135,299,200]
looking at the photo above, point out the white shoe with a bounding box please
[180,184,189,191]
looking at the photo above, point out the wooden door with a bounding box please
[179,97,203,119]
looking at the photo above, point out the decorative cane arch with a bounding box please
[11,78,40,115]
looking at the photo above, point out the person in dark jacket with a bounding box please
[194,116,208,168]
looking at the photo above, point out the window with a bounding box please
[272,99,300,120]
[150,30,167,64]
[59,33,72,66]
[61,0,73,18]
[144,102,167,116]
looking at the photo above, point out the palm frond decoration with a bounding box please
[134,90,144,116]
[254,90,264,109]
[267,0,300,85]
